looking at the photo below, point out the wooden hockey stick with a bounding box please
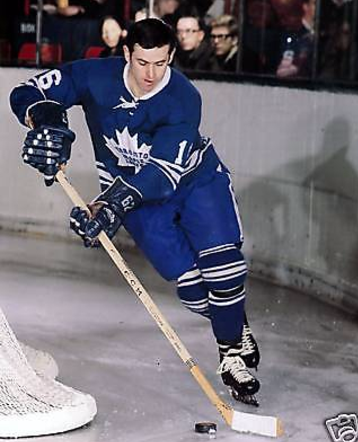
[56,169,283,438]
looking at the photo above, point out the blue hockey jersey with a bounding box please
[10,57,221,203]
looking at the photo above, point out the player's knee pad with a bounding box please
[177,266,210,317]
[197,243,248,293]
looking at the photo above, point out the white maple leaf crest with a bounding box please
[103,127,152,173]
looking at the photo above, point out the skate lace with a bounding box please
[241,324,255,355]
[216,351,253,383]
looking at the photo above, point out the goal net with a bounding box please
[0,307,97,438]
[20,341,59,380]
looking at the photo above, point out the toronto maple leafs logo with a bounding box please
[103,127,152,173]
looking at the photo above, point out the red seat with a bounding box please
[18,42,62,65]
[84,46,104,58]
[18,43,36,63]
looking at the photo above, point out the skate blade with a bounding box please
[229,388,260,407]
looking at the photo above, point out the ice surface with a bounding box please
[0,232,357,442]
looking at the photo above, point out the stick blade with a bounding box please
[231,410,283,438]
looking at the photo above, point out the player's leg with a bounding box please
[123,199,197,281]
[197,242,260,404]
[180,168,260,403]
[177,265,210,317]
[177,264,259,368]
[124,184,260,403]
[123,198,211,318]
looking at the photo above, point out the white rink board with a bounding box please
[1,67,358,310]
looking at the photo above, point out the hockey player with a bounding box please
[10,18,260,405]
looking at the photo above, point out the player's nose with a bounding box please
[147,65,154,79]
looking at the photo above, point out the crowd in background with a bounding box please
[0,0,356,83]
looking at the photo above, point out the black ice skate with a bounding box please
[240,313,260,369]
[217,342,260,406]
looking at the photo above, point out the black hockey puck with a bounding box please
[194,422,217,434]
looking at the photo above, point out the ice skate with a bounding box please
[240,313,260,369]
[217,342,260,406]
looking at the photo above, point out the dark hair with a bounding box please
[100,15,126,31]
[125,18,177,55]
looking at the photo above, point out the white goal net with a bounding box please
[20,341,59,380]
[0,307,97,438]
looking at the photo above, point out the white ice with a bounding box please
[0,232,357,442]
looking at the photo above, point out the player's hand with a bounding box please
[70,177,142,246]
[69,206,99,248]
[69,204,122,247]
[23,126,75,186]
[86,201,123,240]
[23,101,75,186]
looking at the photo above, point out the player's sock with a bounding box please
[217,341,260,406]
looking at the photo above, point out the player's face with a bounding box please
[124,44,174,97]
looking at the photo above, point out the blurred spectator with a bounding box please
[245,0,308,74]
[318,0,352,81]
[55,0,123,19]
[174,16,213,71]
[319,20,351,80]
[56,2,85,17]
[42,1,59,15]
[271,0,306,31]
[276,0,316,78]
[99,16,127,57]
[155,0,180,17]
[42,1,105,61]
[159,0,187,27]
[133,0,214,22]
[134,8,149,22]
[209,15,238,72]
[134,0,180,25]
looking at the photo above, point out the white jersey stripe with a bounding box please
[97,169,114,182]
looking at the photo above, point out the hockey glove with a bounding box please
[70,177,142,246]
[23,102,75,186]
[69,206,99,248]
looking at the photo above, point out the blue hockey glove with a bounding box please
[86,177,142,239]
[23,102,75,186]
[70,177,142,246]
[70,204,122,248]
[69,206,99,248]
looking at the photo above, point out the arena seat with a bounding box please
[84,46,104,58]
[18,42,62,65]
